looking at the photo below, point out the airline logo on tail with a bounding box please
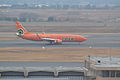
[16,21,28,36]
[17,28,24,35]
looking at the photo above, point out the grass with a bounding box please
[0,9,120,33]
[0,48,119,62]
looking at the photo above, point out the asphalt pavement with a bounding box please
[0,33,120,48]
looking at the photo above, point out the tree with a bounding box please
[19,12,40,22]
[48,16,55,22]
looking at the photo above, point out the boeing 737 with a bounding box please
[16,21,87,44]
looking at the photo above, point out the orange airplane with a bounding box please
[16,21,87,44]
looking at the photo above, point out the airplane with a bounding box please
[16,21,87,44]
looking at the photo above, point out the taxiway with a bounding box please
[0,33,120,48]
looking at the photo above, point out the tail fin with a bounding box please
[16,21,28,35]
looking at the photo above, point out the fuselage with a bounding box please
[18,33,87,42]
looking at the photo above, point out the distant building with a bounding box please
[0,4,11,7]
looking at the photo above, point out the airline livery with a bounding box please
[16,21,87,44]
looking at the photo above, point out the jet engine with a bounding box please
[54,39,62,44]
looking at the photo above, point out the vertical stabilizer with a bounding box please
[16,21,28,35]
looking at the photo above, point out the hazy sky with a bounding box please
[0,0,120,5]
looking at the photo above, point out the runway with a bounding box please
[0,33,120,48]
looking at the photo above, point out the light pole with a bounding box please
[109,48,112,61]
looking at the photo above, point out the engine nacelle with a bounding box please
[54,39,62,44]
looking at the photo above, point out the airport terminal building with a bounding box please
[0,56,120,80]
[85,56,120,80]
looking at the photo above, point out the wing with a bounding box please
[42,38,62,44]
[42,38,57,41]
